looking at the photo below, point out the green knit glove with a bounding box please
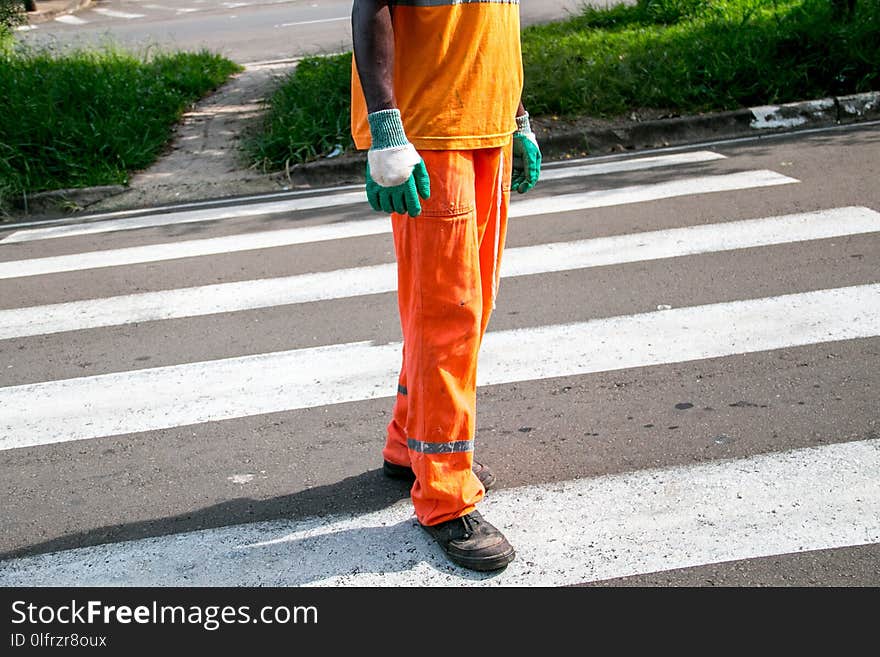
[365,109,430,217]
[512,112,541,194]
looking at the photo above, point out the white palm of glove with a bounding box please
[367,143,422,187]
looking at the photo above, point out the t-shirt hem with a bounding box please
[354,132,514,151]
[410,133,514,151]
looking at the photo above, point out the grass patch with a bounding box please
[0,45,241,212]
[251,0,879,170]
[0,1,25,50]
[246,52,354,171]
[522,0,880,116]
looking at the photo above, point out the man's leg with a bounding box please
[474,143,513,341]
[388,148,514,571]
[384,144,512,475]
[384,343,496,489]
[383,346,410,469]
[391,149,483,526]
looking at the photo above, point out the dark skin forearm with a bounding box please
[352,0,396,113]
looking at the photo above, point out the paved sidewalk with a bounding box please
[89,60,300,213]
[25,0,92,24]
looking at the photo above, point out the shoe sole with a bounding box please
[383,460,495,491]
[447,546,515,572]
[419,522,516,572]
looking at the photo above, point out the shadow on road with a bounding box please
[1,468,412,561]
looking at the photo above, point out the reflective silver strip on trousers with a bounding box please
[407,438,474,454]
[391,0,518,6]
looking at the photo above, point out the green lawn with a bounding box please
[0,46,241,212]
[522,0,879,116]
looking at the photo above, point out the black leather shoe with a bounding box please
[383,459,496,490]
[420,510,515,571]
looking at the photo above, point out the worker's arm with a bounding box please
[352,0,430,216]
[351,0,395,113]
[512,97,541,194]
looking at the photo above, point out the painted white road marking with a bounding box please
[54,15,88,24]
[0,192,367,244]
[0,218,390,280]
[1,284,877,450]
[0,439,876,586]
[276,17,349,27]
[501,205,878,276]
[142,4,201,12]
[0,179,355,231]
[509,170,797,218]
[91,8,146,19]
[0,168,795,244]
[3,207,878,338]
[539,150,726,180]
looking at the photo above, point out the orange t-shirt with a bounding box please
[351,0,523,151]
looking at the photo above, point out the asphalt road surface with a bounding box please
[0,122,878,586]
[19,0,591,62]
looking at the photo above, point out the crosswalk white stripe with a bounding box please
[0,170,800,277]
[3,207,878,339]
[510,170,797,218]
[538,150,725,180]
[0,167,793,245]
[0,262,382,338]
[91,8,146,18]
[1,284,877,451]
[277,17,350,27]
[502,205,880,277]
[0,182,365,231]
[0,192,367,244]
[53,15,89,24]
[142,4,200,12]
[0,218,390,280]
[1,438,876,586]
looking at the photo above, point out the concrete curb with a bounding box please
[11,185,127,217]
[544,91,879,154]
[10,91,879,219]
[25,0,93,24]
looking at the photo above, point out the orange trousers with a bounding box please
[384,144,512,526]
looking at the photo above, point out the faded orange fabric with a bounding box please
[384,144,512,526]
[351,1,523,151]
